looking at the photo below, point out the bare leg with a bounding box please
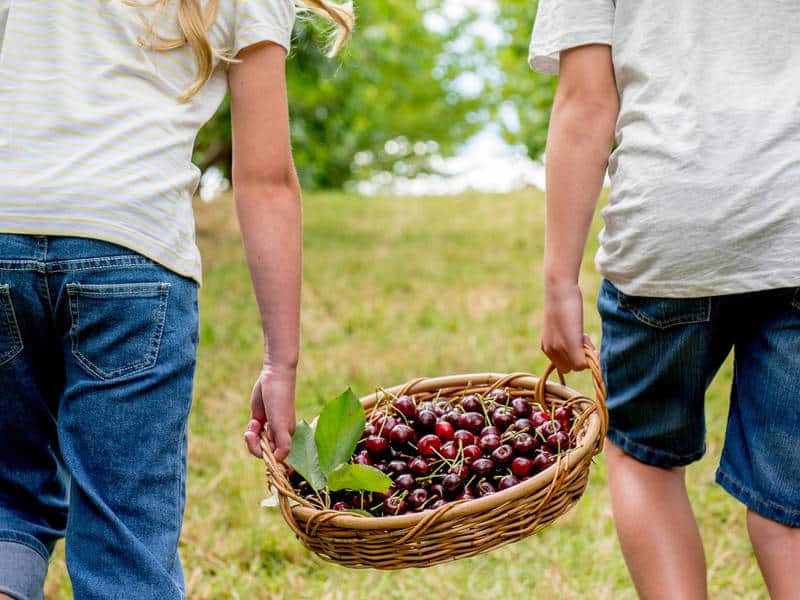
[747,510,800,599]
[606,440,707,599]
[0,593,17,599]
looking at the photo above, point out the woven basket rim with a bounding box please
[279,370,604,530]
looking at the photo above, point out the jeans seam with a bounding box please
[616,290,712,329]
[608,427,705,462]
[716,468,800,518]
[0,284,24,366]
[0,536,50,563]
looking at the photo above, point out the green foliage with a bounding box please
[285,420,326,490]
[495,0,557,160]
[285,388,390,496]
[193,0,486,189]
[327,463,392,493]
[313,388,364,476]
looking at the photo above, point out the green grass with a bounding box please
[45,190,765,599]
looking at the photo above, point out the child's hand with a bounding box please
[243,366,296,461]
[541,282,592,373]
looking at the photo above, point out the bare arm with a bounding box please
[540,44,618,372]
[228,42,301,461]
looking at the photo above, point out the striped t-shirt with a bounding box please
[0,0,295,284]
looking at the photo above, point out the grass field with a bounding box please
[44,190,766,599]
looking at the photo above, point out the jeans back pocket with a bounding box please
[67,282,170,380]
[617,288,711,329]
[0,284,23,366]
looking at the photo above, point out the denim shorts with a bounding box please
[597,279,800,527]
[0,234,199,600]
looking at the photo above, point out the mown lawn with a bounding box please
[45,190,765,599]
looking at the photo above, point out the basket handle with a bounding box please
[536,343,608,454]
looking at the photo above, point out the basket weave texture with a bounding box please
[261,347,607,570]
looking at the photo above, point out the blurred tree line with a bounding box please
[193,0,556,191]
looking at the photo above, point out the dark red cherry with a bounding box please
[491,444,514,465]
[379,415,399,439]
[455,490,475,501]
[511,433,537,456]
[332,501,351,511]
[433,400,452,417]
[460,394,483,413]
[407,488,429,509]
[363,422,378,438]
[492,408,514,430]
[394,473,416,491]
[428,483,445,499]
[365,436,388,456]
[392,395,417,419]
[453,429,476,447]
[458,412,485,433]
[511,398,531,418]
[387,460,409,476]
[429,499,447,510]
[418,434,442,457]
[443,410,462,427]
[440,441,458,460]
[442,473,464,494]
[435,420,455,441]
[554,406,573,429]
[511,456,533,477]
[471,458,495,477]
[546,431,570,452]
[487,389,509,404]
[497,474,520,490]
[390,424,416,447]
[481,425,500,437]
[416,409,437,432]
[531,410,549,428]
[532,450,554,472]
[510,418,533,434]
[409,457,431,476]
[382,495,407,515]
[462,444,482,463]
[478,433,501,453]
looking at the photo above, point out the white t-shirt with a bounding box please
[0,0,295,284]
[530,0,800,297]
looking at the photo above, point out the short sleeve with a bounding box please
[528,0,614,74]
[232,0,295,55]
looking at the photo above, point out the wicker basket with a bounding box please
[261,347,607,570]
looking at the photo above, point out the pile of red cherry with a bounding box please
[290,389,577,517]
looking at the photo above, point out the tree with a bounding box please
[193,0,486,190]
[494,0,556,161]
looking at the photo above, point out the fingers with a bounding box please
[271,427,292,462]
[542,333,590,373]
[243,418,263,458]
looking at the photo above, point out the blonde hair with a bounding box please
[130,0,354,102]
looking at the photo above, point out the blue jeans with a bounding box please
[0,235,199,599]
[598,279,800,526]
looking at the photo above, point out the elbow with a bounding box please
[550,90,619,159]
[233,163,301,203]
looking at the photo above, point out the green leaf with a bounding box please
[285,421,326,491]
[327,463,393,493]
[314,388,366,477]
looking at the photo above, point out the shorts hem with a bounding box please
[606,428,705,468]
[0,539,48,600]
[716,468,800,527]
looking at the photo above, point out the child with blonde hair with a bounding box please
[0,1,351,598]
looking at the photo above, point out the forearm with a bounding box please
[234,180,302,371]
[544,95,617,286]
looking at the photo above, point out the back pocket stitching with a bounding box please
[617,290,711,329]
[0,284,23,367]
[67,282,171,380]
